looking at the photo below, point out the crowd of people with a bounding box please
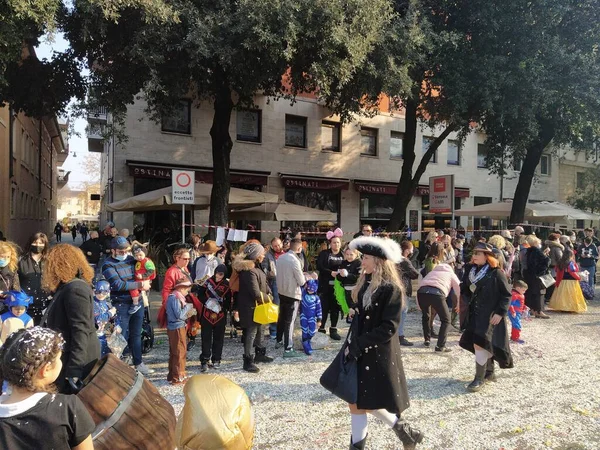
[0,220,597,449]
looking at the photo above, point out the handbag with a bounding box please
[319,318,358,404]
[580,280,595,300]
[538,273,556,289]
[253,292,279,325]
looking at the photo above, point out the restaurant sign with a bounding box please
[281,176,349,190]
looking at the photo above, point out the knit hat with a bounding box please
[243,242,265,261]
[215,264,227,275]
[4,291,33,309]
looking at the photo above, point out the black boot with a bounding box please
[393,419,424,450]
[254,346,274,363]
[243,355,260,373]
[484,358,497,382]
[467,362,487,392]
[349,434,367,450]
[329,327,342,341]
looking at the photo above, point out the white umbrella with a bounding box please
[455,200,600,222]
[107,184,278,212]
[229,201,338,222]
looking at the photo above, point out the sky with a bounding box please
[35,33,96,187]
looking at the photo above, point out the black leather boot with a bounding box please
[393,419,424,450]
[329,327,342,341]
[349,434,367,450]
[467,362,487,392]
[254,346,274,363]
[243,355,260,373]
[484,359,497,382]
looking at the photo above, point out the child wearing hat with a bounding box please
[129,243,156,315]
[166,278,197,384]
[93,279,120,356]
[193,240,220,285]
[199,264,232,372]
[0,291,33,346]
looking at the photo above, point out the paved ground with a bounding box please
[141,296,600,450]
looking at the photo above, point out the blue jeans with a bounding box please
[115,303,144,366]
[582,265,596,286]
[398,297,410,337]
[268,279,280,337]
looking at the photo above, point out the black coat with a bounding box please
[0,266,20,314]
[336,259,362,287]
[46,279,100,391]
[523,247,550,295]
[17,254,49,322]
[459,266,514,368]
[397,259,419,297]
[317,250,344,293]
[79,238,102,264]
[232,257,270,329]
[347,278,410,414]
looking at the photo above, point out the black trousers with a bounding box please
[320,286,339,328]
[243,323,263,357]
[417,292,450,348]
[199,314,226,363]
[276,295,298,350]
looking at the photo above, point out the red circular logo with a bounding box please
[176,173,192,188]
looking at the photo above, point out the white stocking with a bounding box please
[370,409,399,427]
[351,413,368,443]
[475,347,492,366]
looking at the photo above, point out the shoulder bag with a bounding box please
[253,292,278,325]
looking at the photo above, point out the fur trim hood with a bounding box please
[545,240,564,250]
[232,254,256,272]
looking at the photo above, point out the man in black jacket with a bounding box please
[80,231,102,274]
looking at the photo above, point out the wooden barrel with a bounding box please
[77,354,176,450]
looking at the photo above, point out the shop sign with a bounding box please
[282,176,349,190]
[172,170,195,204]
[355,182,397,195]
[129,164,267,185]
[130,166,172,179]
[429,175,454,213]
[417,185,470,197]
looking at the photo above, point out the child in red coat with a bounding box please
[129,244,156,315]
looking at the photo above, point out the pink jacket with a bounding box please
[418,263,461,298]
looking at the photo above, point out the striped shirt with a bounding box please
[102,256,139,302]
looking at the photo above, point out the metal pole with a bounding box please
[182,204,185,243]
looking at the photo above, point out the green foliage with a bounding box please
[568,165,600,214]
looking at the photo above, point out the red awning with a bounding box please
[280,174,349,190]
[128,163,268,185]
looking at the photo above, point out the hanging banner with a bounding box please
[172,170,195,204]
[429,175,454,213]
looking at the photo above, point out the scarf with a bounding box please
[174,290,187,308]
[469,264,490,286]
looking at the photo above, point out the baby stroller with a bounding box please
[141,306,154,354]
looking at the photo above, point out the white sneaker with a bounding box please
[135,362,155,375]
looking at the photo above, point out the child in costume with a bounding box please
[300,278,322,355]
[129,243,156,315]
[0,291,34,346]
[0,327,95,449]
[93,279,120,356]
[199,264,231,372]
[335,246,362,311]
[509,280,528,343]
[166,278,196,385]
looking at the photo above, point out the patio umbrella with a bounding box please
[107,184,278,212]
[454,201,600,223]
[229,201,338,222]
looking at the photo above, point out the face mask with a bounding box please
[31,245,44,254]
[115,254,127,262]
[0,259,8,268]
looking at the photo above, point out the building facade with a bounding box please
[0,106,67,247]
[93,94,562,238]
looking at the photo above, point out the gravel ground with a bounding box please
[142,297,600,450]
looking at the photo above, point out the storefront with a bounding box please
[418,185,470,230]
[279,173,349,232]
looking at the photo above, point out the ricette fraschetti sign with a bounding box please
[429,175,454,213]
[172,170,195,204]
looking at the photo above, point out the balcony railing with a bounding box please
[88,107,108,122]
[87,124,104,153]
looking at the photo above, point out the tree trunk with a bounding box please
[509,119,555,225]
[387,99,459,231]
[208,84,234,240]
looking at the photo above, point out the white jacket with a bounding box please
[276,251,306,300]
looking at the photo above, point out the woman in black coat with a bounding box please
[523,235,551,319]
[42,244,100,394]
[459,243,513,393]
[232,242,273,373]
[317,231,345,340]
[343,237,423,450]
[18,232,50,325]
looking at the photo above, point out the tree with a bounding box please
[568,165,600,214]
[62,0,394,235]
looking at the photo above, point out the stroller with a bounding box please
[141,306,154,354]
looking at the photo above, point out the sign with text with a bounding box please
[429,175,454,213]
[172,170,195,204]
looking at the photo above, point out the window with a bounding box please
[455,197,461,210]
[285,115,307,148]
[161,100,191,134]
[236,109,261,143]
[577,172,585,189]
[390,132,404,159]
[513,158,522,171]
[360,127,378,156]
[477,144,488,168]
[10,186,16,218]
[284,189,340,230]
[321,121,341,152]
[540,154,551,175]
[423,136,437,163]
[447,140,461,165]
[474,196,492,206]
[360,193,395,221]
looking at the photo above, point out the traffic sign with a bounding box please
[172,170,195,204]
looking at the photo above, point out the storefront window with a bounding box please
[359,193,394,222]
[284,189,340,231]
